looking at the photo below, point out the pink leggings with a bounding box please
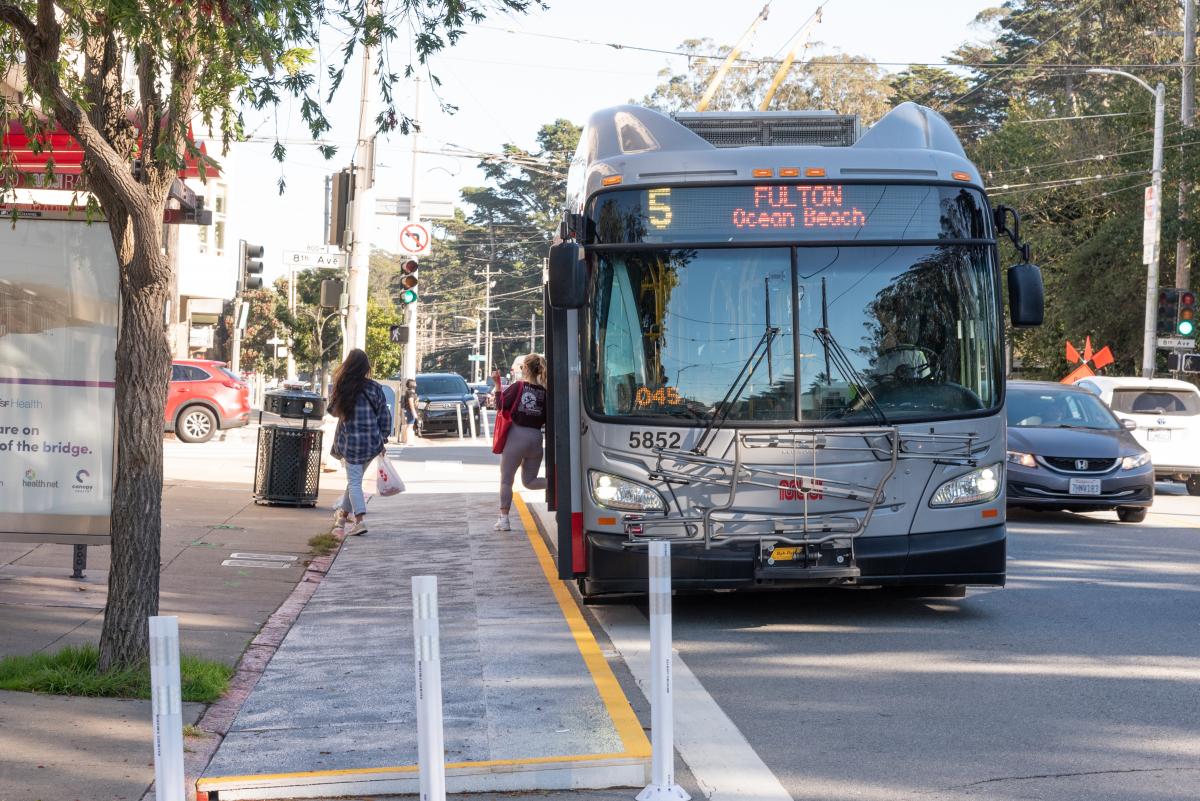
[500,424,547,511]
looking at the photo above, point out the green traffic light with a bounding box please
[401,289,418,305]
[1178,319,1196,337]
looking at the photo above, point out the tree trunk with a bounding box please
[98,221,172,672]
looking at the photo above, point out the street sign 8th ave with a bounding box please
[282,250,347,268]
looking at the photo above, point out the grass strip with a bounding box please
[308,531,341,556]
[0,644,232,703]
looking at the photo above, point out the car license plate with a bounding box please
[1148,428,1171,442]
[769,546,799,562]
[1069,478,1102,495]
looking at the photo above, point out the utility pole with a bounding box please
[476,263,497,377]
[1087,70,1166,379]
[530,312,536,352]
[1177,0,1196,291]
[402,74,422,380]
[429,314,437,362]
[454,315,481,381]
[343,0,379,358]
[286,270,297,381]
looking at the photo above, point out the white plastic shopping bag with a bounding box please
[375,454,405,497]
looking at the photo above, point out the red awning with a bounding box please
[3,119,220,180]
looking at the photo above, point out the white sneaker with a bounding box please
[493,515,511,531]
[346,519,368,536]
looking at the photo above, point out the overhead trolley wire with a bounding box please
[472,20,1178,71]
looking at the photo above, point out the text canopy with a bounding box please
[589,183,989,244]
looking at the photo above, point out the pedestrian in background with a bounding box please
[401,378,419,443]
[329,349,392,536]
[493,353,548,531]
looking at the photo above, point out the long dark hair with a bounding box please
[329,349,371,420]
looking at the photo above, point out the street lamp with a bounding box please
[454,315,481,382]
[1086,68,1166,378]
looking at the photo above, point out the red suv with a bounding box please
[165,360,251,443]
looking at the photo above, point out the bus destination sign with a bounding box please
[589,183,986,244]
[729,185,866,230]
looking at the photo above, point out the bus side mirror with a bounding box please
[548,242,587,309]
[1008,262,1044,327]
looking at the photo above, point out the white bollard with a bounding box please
[455,404,464,440]
[149,616,186,801]
[412,576,447,801]
[480,403,490,439]
[468,402,478,439]
[637,542,690,801]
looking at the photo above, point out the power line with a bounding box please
[984,132,1200,177]
[471,22,1182,72]
[987,168,1149,196]
[952,110,1142,128]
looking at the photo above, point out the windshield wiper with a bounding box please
[812,327,888,426]
[693,326,779,454]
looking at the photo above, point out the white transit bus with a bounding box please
[544,103,1043,597]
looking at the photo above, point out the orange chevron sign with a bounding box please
[1061,336,1114,384]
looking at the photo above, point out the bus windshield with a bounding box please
[586,244,1000,423]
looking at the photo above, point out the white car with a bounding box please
[1075,376,1200,495]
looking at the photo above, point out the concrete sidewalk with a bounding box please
[197,439,651,801]
[0,425,342,801]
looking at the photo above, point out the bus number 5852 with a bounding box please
[628,431,682,450]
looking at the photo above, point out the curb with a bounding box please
[142,534,345,801]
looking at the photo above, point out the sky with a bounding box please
[218,0,997,289]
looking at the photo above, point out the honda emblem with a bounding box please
[1075,459,1088,471]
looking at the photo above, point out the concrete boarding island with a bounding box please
[198,441,650,800]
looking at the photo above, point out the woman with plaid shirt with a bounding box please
[329,349,392,536]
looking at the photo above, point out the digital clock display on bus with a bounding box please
[588,183,989,244]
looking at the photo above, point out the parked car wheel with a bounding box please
[176,405,217,443]
[1187,475,1200,496]
[1116,506,1148,523]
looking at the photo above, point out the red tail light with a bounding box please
[221,381,242,389]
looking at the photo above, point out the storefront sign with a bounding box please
[0,220,117,544]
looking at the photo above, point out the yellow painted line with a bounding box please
[198,752,641,788]
[198,493,649,793]
[513,493,651,758]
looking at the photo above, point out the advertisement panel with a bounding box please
[0,220,117,544]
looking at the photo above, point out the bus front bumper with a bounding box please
[580,524,1006,596]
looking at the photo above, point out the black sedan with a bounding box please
[1006,380,1153,523]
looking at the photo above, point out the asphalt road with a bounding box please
[648,484,1200,801]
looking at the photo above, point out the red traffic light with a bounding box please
[401,259,418,275]
[1182,291,1196,306]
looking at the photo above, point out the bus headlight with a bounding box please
[589,471,666,512]
[1121,452,1151,470]
[930,463,1002,507]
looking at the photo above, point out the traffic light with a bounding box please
[240,241,264,291]
[399,258,418,305]
[1177,289,1196,338]
[1157,288,1179,337]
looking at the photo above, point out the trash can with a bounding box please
[253,389,327,507]
[253,426,323,506]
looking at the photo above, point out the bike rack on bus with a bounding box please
[627,427,982,559]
